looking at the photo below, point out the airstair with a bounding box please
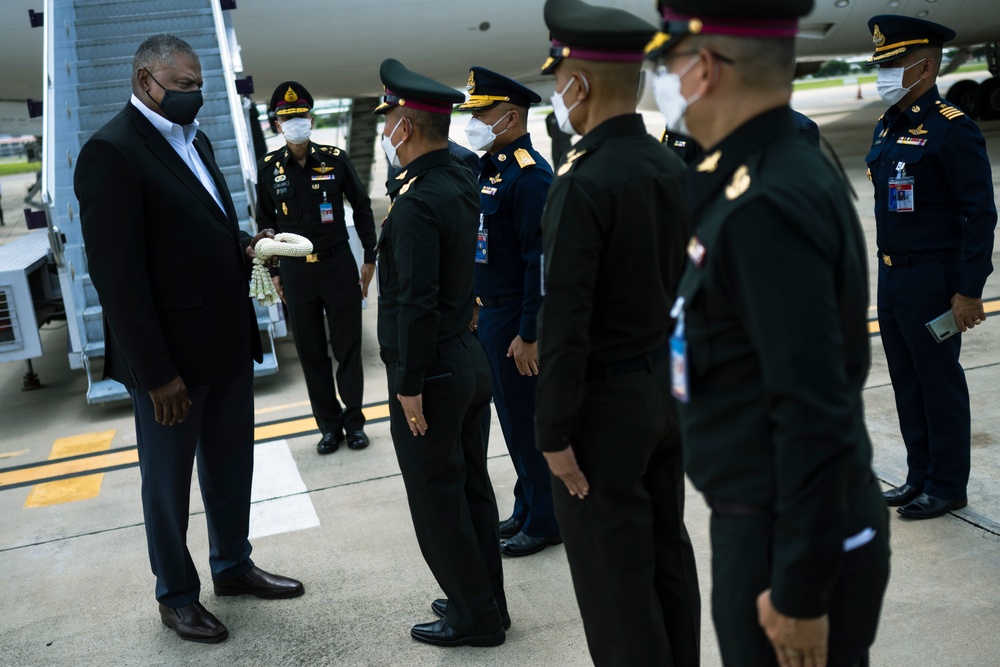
[39,0,278,404]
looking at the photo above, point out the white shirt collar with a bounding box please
[130,93,199,145]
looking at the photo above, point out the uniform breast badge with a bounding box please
[725,165,751,201]
[908,124,929,136]
[556,148,586,176]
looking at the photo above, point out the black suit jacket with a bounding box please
[75,102,262,392]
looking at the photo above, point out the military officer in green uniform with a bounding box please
[535,1,700,664]
[374,58,507,648]
[647,1,890,665]
[256,81,377,455]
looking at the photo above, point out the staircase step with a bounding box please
[74,0,210,21]
[87,378,130,405]
[74,10,215,43]
[253,352,279,378]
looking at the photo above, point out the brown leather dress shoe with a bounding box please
[213,567,304,599]
[159,602,228,643]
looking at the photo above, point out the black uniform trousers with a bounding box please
[877,258,970,499]
[128,365,255,608]
[554,355,701,667]
[477,300,558,538]
[709,478,890,667]
[384,334,507,635]
[280,248,365,436]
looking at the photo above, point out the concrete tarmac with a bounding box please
[2,74,1000,666]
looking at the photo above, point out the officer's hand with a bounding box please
[246,229,277,266]
[272,275,285,303]
[397,393,427,436]
[469,304,480,333]
[543,446,589,499]
[148,376,192,426]
[507,336,539,376]
[757,589,829,667]
[359,263,375,299]
[951,293,986,332]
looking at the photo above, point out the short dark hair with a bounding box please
[133,34,197,75]
[403,107,450,142]
[689,35,796,89]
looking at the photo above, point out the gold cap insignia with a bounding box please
[284,86,299,103]
[467,71,476,93]
[873,24,885,48]
[696,150,721,173]
[725,165,751,201]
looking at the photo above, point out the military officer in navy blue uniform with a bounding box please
[457,67,560,557]
[649,1,890,664]
[536,1,701,664]
[865,16,996,519]
[374,58,507,648]
[256,82,377,455]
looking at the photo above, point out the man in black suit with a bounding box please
[74,34,302,644]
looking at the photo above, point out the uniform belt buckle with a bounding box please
[306,253,319,263]
[475,296,484,307]
[882,254,892,267]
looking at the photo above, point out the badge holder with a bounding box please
[888,161,914,213]
[319,191,334,223]
[669,297,689,403]
[475,214,489,264]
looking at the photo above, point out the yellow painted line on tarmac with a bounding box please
[23,430,117,508]
[254,400,311,416]
[0,449,28,460]
[867,299,1000,337]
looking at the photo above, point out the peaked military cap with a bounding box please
[645,0,814,60]
[458,67,542,110]
[373,58,465,115]
[541,0,658,75]
[270,81,313,117]
[865,15,955,66]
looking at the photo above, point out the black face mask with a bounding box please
[144,69,203,125]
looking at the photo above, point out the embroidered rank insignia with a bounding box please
[395,169,408,181]
[908,124,929,136]
[313,165,334,174]
[696,150,721,173]
[514,148,535,168]
[281,202,288,215]
[497,154,507,162]
[264,153,273,163]
[489,173,503,185]
[687,236,706,267]
[911,105,921,113]
[399,175,419,196]
[274,174,287,183]
[556,148,586,176]
[897,137,927,146]
[939,104,964,120]
[725,165,751,201]
[481,186,498,196]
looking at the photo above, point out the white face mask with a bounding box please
[653,56,700,136]
[876,58,926,105]
[279,117,311,145]
[550,75,588,136]
[381,117,406,169]
[464,111,512,152]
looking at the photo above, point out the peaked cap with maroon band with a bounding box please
[645,0,814,60]
[540,0,658,75]
[373,58,465,115]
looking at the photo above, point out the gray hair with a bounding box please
[133,34,197,75]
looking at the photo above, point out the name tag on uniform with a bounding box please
[888,177,915,213]
[476,214,488,264]
[320,201,334,223]
[669,297,689,403]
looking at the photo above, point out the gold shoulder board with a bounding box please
[514,148,535,169]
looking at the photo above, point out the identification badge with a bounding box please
[476,229,489,264]
[669,297,689,403]
[888,176,915,213]
[320,201,334,223]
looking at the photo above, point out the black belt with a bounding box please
[286,240,350,263]
[878,249,956,268]
[584,343,669,382]
[475,294,521,308]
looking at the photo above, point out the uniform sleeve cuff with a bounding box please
[535,424,572,452]
[364,249,377,264]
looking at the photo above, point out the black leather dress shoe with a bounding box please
[882,484,922,506]
[159,602,228,643]
[317,432,345,455]
[410,618,505,647]
[431,599,511,630]
[500,531,562,557]
[498,516,522,540]
[347,430,370,450]
[897,493,968,519]
[214,567,304,599]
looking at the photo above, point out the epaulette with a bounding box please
[514,148,536,169]
[556,147,587,176]
[935,101,965,120]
